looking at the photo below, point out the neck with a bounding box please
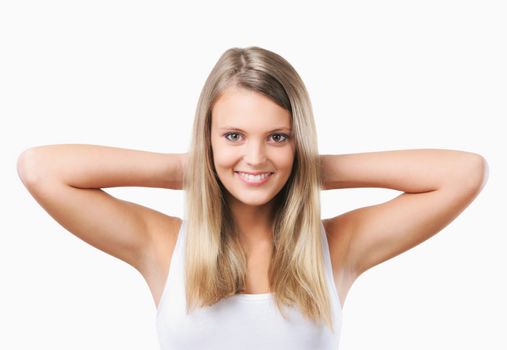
[228,196,276,248]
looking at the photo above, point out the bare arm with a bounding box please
[17,144,188,273]
[320,148,487,192]
[319,149,488,278]
[18,144,186,190]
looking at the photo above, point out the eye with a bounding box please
[270,133,290,143]
[224,132,243,142]
[222,132,290,143]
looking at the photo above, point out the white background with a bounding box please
[1,1,505,349]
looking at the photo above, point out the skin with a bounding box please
[210,86,296,251]
[19,87,487,306]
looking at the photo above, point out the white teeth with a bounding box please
[237,172,271,182]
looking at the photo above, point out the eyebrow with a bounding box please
[219,126,292,133]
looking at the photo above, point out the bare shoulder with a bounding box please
[145,213,183,265]
[322,216,353,269]
[139,213,183,308]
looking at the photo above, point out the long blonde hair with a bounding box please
[182,46,334,332]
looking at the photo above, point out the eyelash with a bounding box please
[223,132,290,144]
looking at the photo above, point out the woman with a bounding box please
[17,46,488,349]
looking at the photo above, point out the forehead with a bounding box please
[211,87,291,130]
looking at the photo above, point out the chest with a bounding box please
[240,250,272,294]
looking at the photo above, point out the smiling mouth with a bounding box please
[234,171,273,177]
[234,171,274,175]
[234,171,274,184]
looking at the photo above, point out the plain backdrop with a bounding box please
[1,1,505,349]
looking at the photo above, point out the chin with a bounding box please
[231,194,274,207]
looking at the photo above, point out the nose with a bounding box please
[244,139,267,166]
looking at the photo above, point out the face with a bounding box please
[210,86,296,208]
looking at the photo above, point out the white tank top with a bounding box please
[156,220,343,349]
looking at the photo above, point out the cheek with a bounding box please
[276,150,295,169]
[212,146,237,170]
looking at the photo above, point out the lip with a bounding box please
[235,171,274,175]
[234,171,274,186]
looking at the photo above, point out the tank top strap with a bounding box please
[156,219,186,319]
[320,221,343,311]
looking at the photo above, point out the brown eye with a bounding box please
[270,133,289,143]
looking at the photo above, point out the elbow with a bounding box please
[17,148,45,187]
[463,153,489,193]
[477,154,489,192]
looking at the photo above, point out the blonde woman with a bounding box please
[17,46,488,349]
